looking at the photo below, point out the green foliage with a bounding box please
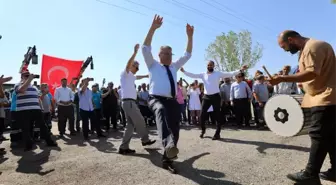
[206,30,263,77]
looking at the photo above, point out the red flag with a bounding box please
[41,55,83,95]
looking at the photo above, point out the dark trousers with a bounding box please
[139,105,154,125]
[233,98,250,126]
[80,109,102,139]
[119,107,126,127]
[0,117,4,136]
[16,110,52,148]
[200,93,222,136]
[94,109,103,131]
[253,102,266,126]
[305,105,336,175]
[104,105,117,130]
[57,105,75,134]
[149,96,180,161]
[181,100,187,122]
[43,112,52,131]
[9,111,21,142]
[74,105,81,131]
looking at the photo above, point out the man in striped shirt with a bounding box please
[15,71,58,151]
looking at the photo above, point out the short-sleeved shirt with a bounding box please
[41,94,52,113]
[120,70,137,100]
[252,81,269,103]
[14,83,41,111]
[298,39,336,108]
[92,91,102,109]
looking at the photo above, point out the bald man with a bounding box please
[269,30,336,184]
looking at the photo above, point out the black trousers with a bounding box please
[104,105,117,130]
[15,110,52,148]
[149,96,180,161]
[200,93,222,136]
[305,105,336,175]
[233,98,250,126]
[80,109,102,139]
[43,112,52,131]
[9,111,21,142]
[58,105,75,134]
[94,109,103,131]
[0,117,4,136]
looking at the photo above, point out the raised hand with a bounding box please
[151,14,163,30]
[180,67,185,72]
[186,24,194,38]
[134,44,140,53]
[241,65,248,71]
[0,75,12,85]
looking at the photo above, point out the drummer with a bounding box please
[269,30,336,184]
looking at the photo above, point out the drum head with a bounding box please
[264,95,304,137]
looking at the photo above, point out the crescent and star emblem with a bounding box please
[47,66,69,80]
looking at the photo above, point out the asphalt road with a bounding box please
[0,124,334,185]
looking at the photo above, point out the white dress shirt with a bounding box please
[183,70,240,95]
[120,70,137,100]
[142,45,191,98]
[230,81,252,101]
[54,86,74,106]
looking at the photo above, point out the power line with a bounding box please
[210,0,276,33]
[95,0,148,16]
[124,0,219,35]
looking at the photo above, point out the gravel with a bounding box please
[0,123,334,185]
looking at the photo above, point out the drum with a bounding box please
[264,94,313,137]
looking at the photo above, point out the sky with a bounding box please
[0,0,335,87]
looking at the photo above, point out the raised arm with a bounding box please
[174,24,194,69]
[126,44,140,73]
[219,65,248,79]
[180,67,203,79]
[136,75,149,80]
[142,15,163,68]
[0,75,12,98]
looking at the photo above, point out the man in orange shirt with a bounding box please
[269,30,336,184]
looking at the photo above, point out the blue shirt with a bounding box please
[78,88,94,111]
[252,81,269,103]
[142,45,192,98]
[230,81,252,101]
[92,91,102,109]
[10,91,17,111]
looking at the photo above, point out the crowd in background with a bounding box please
[0,64,303,149]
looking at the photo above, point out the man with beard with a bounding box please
[142,15,193,173]
[118,44,156,154]
[180,61,247,140]
[268,30,336,184]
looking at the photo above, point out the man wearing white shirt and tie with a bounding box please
[118,43,156,155]
[180,61,247,140]
[142,14,193,173]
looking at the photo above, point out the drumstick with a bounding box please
[262,65,273,80]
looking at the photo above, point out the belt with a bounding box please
[122,98,136,102]
[149,95,175,100]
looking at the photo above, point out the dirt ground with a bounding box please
[0,124,334,185]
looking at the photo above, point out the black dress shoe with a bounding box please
[118,148,136,155]
[142,140,156,146]
[212,135,220,140]
[320,168,336,182]
[287,170,321,185]
[70,132,76,136]
[24,145,34,152]
[162,162,178,174]
[200,133,204,138]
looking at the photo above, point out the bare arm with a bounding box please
[136,75,149,80]
[101,89,111,98]
[180,67,203,79]
[17,74,34,93]
[126,44,140,73]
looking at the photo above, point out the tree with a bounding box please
[205,30,263,77]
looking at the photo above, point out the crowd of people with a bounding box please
[0,14,335,184]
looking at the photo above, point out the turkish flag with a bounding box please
[41,55,83,95]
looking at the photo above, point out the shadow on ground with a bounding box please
[203,136,310,154]
[10,144,61,176]
[132,148,242,185]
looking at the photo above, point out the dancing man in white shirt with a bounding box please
[142,15,193,173]
[180,61,247,140]
[118,43,156,155]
